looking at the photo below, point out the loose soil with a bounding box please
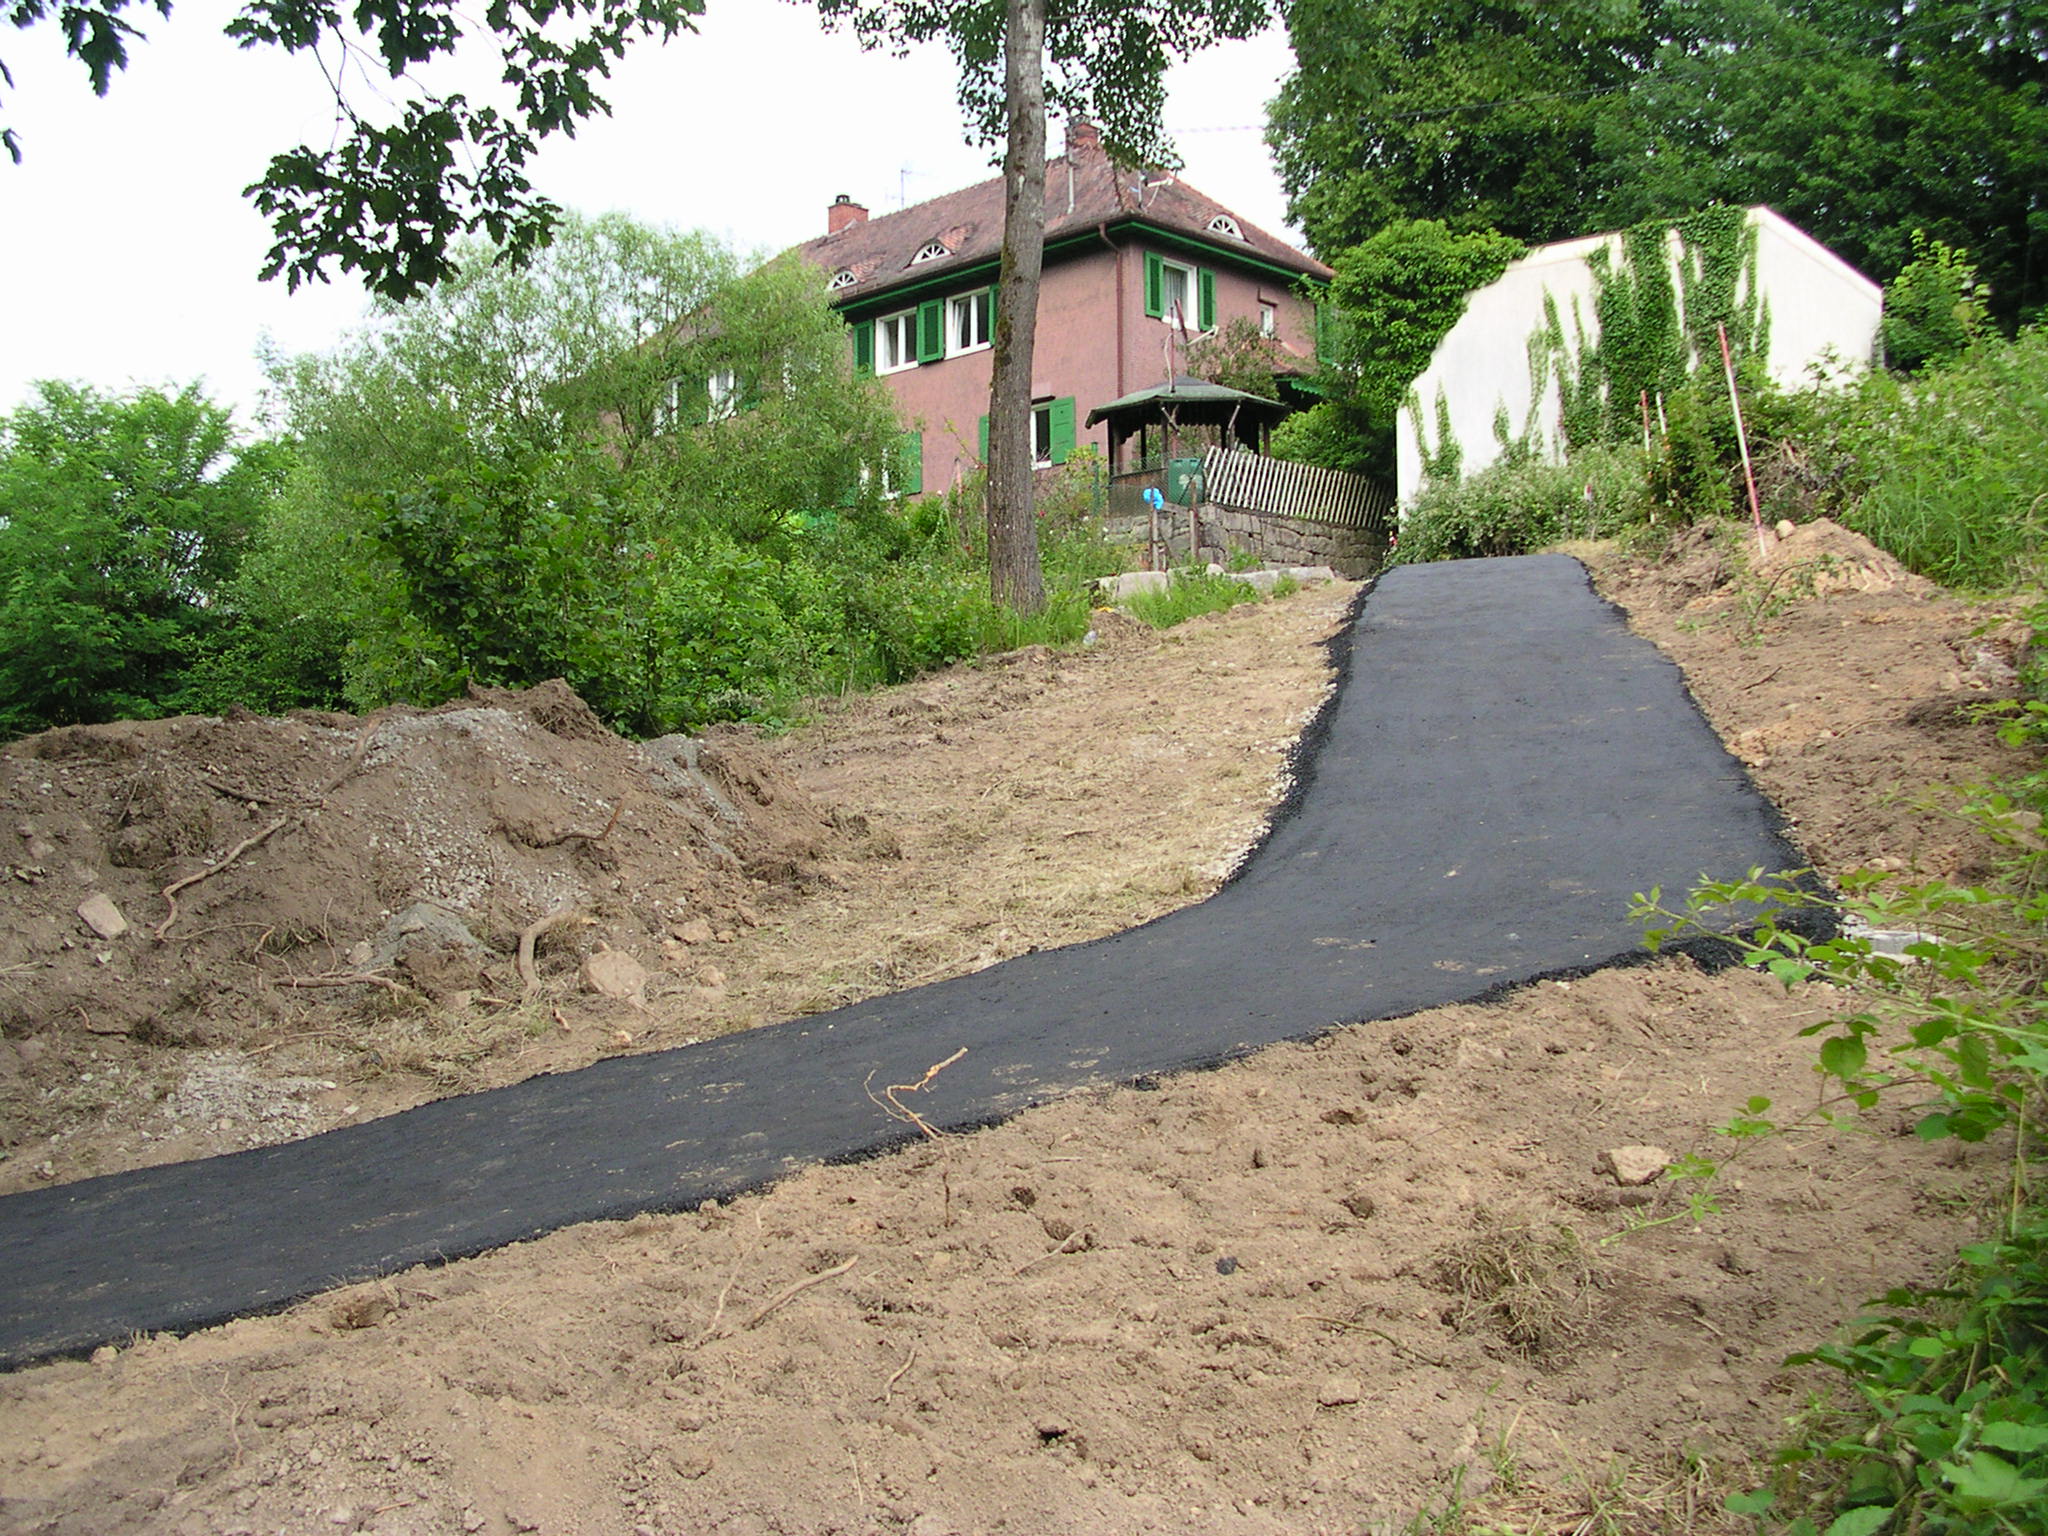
[0,535,2037,1536]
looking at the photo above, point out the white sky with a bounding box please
[0,4,1299,428]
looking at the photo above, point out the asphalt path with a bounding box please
[0,554,1808,1369]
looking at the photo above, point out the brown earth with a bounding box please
[0,537,2037,1536]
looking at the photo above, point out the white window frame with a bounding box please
[1207,214,1245,240]
[1157,257,1194,329]
[827,269,857,291]
[707,368,739,422]
[875,309,919,374]
[1031,401,1054,468]
[911,240,950,265]
[946,290,992,357]
[1258,300,1278,338]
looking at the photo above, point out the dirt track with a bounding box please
[0,529,2037,1535]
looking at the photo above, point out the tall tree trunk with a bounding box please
[986,0,1048,614]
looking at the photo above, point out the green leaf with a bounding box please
[1723,1487,1775,1516]
[1980,1422,2048,1455]
[1943,1449,2047,1506]
[1822,1507,1893,1536]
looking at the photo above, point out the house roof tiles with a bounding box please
[793,127,1329,305]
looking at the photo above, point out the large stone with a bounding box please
[1600,1144,1672,1187]
[76,893,128,941]
[582,947,649,1002]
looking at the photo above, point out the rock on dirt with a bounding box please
[1599,1144,1673,1186]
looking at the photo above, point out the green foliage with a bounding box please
[1272,221,1521,480]
[1326,221,1525,428]
[6,0,708,299]
[1544,210,1764,455]
[268,214,925,729]
[1398,443,1651,562]
[1268,0,2048,330]
[1267,399,1380,475]
[1884,233,1991,375]
[1121,568,1269,628]
[0,381,286,736]
[1184,316,1288,401]
[815,0,1270,169]
[1822,328,2048,589]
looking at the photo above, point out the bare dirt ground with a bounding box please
[0,535,2038,1536]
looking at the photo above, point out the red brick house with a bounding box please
[791,120,1332,497]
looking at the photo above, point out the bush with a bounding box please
[1400,444,1653,562]
[1826,328,2048,589]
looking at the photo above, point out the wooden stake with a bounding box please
[1718,322,1768,558]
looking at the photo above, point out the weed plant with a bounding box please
[1120,569,1279,629]
[1812,329,2048,590]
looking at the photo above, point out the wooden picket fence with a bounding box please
[1199,446,1393,532]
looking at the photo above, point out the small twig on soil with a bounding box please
[881,1344,918,1403]
[531,801,625,847]
[517,907,593,996]
[864,1046,968,1140]
[275,972,417,998]
[690,1204,764,1348]
[153,814,293,942]
[1299,1315,1456,1370]
[743,1256,858,1331]
[1012,1232,1086,1276]
[1740,664,1784,691]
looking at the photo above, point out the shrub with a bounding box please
[1400,444,1653,562]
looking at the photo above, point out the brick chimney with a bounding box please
[828,194,868,236]
[1064,118,1102,160]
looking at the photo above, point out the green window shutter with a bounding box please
[853,319,875,377]
[1197,269,1217,331]
[1143,252,1165,318]
[1048,396,1076,465]
[917,299,945,362]
[987,284,999,333]
[899,429,923,496]
[977,414,989,461]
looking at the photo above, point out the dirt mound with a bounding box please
[0,685,866,1191]
[1755,516,1938,597]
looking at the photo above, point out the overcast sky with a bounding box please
[0,5,1299,428]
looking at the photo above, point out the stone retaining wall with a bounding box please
[1103,504,1387,580]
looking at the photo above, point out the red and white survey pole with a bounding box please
[1718,322,1769,558]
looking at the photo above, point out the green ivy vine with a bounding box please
[1540,206,1767,450]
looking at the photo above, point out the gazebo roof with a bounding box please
[1084,375,1288,429]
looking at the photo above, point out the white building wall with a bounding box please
[1395,207,1883,503]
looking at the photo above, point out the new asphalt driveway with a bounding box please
[0,554,1805,1369]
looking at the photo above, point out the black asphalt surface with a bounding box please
[0,555,1807,1369]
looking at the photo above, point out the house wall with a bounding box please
[859,239,1320,496]
[1394,207,1883,504]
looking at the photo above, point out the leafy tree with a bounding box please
[3,0,706,300]
[275,213,906,727]
[1269,0,2048,328]
[1269,220,1522,477]
[1185,316,1289,400]
[0,381,286,735]
[1268,0,1651,257]
[1880,232,1989,374]
[817,0,1271,612]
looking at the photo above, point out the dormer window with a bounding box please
[827,269,857,291]
[1207,214,1245,240]
[910,240,950,265]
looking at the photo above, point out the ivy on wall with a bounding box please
[1552,206,1768,449]
[1404,206,1768,489]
